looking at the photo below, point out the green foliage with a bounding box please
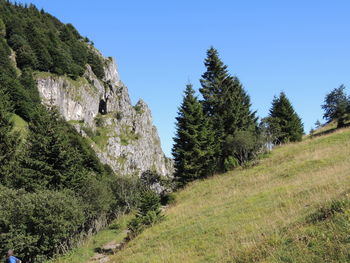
[77,176,114,225]
[172,84,216,185]
[264,92,304,144]
[0,2,147,262]
[133,104,144,114]
[140,170,161,188]
[223,156,239,171]
[127,190,164,240]
[0,2,104,78]
[114,111,123,120]
[94,113,104,127]
[322,85,350,128]
[8,108,104,192]
[0,91,19,184]
[109,175,145,214]
[87,49,105,79]
[224,130,262,166]
[199,47,258,170]
[0,187,85,263]
[0,18,5,37]
[160,192,176,206]
[0,37,38,121]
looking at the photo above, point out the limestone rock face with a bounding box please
[36,55,173,177]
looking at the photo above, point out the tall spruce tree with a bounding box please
[266,92,304,144]
[172,84,215,186]
[199,47,257,169]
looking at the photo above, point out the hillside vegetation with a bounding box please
[0,2,148,262]
[110,128,350,263]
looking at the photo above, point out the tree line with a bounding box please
[172,47,304,186]
[0,0,104,80]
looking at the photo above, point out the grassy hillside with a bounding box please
[48,214,133,263]
[110,128,350,263]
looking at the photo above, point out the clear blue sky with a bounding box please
[17,0,350,156]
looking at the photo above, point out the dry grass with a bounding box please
[109,128,350,263]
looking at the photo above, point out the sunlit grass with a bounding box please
[110,128,350,263]
[48,214,133,263]
[10,113,28,140]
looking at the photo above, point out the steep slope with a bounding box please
[36,55,172,177]
[110,128,350,262]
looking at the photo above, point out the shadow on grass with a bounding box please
[311,123,350,138]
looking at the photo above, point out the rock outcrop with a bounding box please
[36,55,173,177]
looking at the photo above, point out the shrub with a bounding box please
[224,156,239,171]
[126,190,164,240]
[140,170,161,188]
[109,175,145,214]
[160,192,176,206]
[95,114,104,127]
[0,187,85,263]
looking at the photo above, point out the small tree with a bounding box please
[127,190,163,240]
[172,84,216,186]
[266,92,304,144]
[322,85,349,128]
[314,120,322,129]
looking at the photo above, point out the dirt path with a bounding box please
[88,238,125,263]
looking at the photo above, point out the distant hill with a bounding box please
[110,128,350,262]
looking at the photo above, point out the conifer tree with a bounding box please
[199,47,257,168]
[266,92,304,144]
[172,84,215,185]
[0,91,19,184]
[322,85,349,128]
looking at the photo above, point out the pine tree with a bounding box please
[172,84,215,186]
[0,91,19,184]
[199,47,258,168]
[322,85,349,128]
[267,92,304,144]
[15,108,87,191]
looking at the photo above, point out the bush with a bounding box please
[0,187,85,263]
[109,175,145,214]
[95,114,104,127]
[140,170,161,188]
[224,130,263,167]
[77,175,113,227]
[224,156,239,171]
[127,190,164,240]
[160,192,176,206]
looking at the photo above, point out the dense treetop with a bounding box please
[322,85,350,128]
[263,92,304,144]
[0,0,104,79]
[172,84,215,185]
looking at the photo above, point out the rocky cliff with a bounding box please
[35,54,173,177]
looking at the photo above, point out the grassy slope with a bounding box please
[110,128,350,263]
[10,113,28,139]
[48,214,133,263]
